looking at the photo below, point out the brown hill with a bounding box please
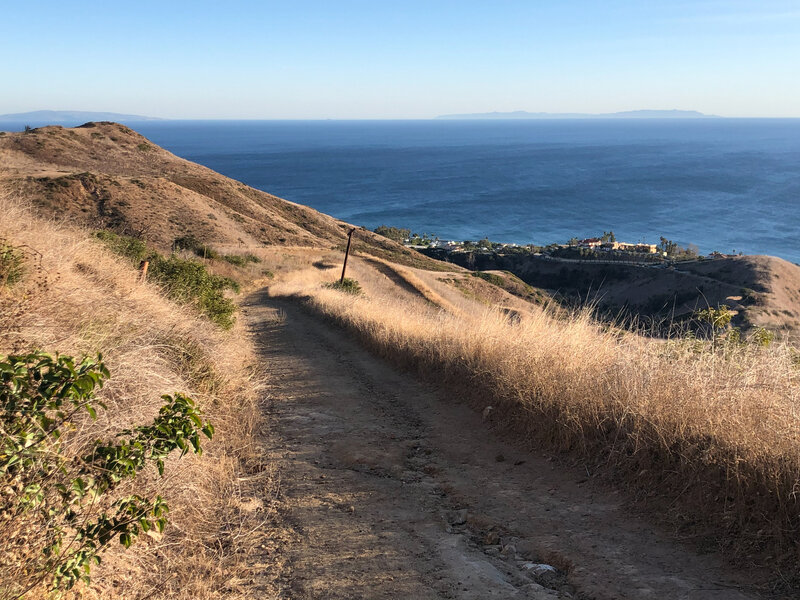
[426,248,800,339]
[0,122,449,270]
[681,254,800,335]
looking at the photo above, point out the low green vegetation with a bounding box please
[94,231,239,328]
[0,351,212,596]
[0,241,25,287]
[149,256,239,327]
[472,271,504,287]
[373,225,410,243]
[222,253,261,267]
[93,231,147,263]
[325,277,362,295]
[173,234,219,260]
[690,304,774,349]
[372,225,438,247]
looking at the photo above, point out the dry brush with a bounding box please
[0,192,270,599]
[271,265,800,566]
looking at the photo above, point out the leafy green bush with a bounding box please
[95,232,238,329]
[0,351,212,596]
[172,234,219,259]
[195,245,219,260]
[749,327,775,347]
[0,241,25,287]
[222,253,261,267]
[93,231,148,264]
[149,255,238,328]
[694,305,732,330]
[221,254,245,266]
[325,278,362,295]
[173,234,202,253]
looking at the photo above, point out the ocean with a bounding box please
[5,119,800,263]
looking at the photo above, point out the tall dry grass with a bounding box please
[0,193,271,599]
[271,265,800,563]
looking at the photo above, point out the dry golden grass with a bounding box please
[359,256,462,314]
[270,264,800,564]
[0,192,272,599]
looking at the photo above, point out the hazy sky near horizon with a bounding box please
[3,0,799,119]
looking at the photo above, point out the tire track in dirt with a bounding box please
[243,289,765,599]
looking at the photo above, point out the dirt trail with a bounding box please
[243,290,764,600]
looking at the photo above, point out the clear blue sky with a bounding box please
[3,0,799,118]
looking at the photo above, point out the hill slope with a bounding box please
[430,249,800,338]
[0,122,448,270]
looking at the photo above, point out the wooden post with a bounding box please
[340,228,356,283]
[139,260,149,281]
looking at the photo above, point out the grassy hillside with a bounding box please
[0,122,452,271]
[0,194,270,599]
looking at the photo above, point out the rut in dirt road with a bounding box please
[243,289,763,600]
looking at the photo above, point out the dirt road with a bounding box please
[243,290,764,599]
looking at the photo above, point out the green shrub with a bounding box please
[693,305,734,349]
[149,255,238,328]
[93,231,148,264]
[0,241,25,287]
[194,245,219,260]
[171,234,219,259]
[173,234,202,253]
[0,351,212,596]
[325,278,362,295]
[222,253,261,267]
[221,254,247,267]
[374,225,410,243]
[749,327,775,347]
[95,232,238,329]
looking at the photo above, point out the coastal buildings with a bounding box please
[578,238,659,254]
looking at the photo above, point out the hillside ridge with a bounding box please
[0,121,447,270]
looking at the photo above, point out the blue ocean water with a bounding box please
[5,119,799,262]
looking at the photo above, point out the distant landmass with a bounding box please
[0,110,162,123]
[436,109,718,119]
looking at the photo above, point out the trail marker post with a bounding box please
[139,260,149,282]
[340,228,356,283]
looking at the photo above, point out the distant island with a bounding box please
[436,109,718,119]
[0,110,162,123]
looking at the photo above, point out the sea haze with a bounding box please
[5,118,797,263]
